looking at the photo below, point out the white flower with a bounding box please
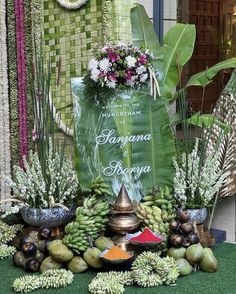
[136,65,146,75]
[140,73,148,83]
[126,76,135,86]
[125,55,136,68]
[88,58,98,71]
[106,80,116,89]
[117,41,126,48]
[90,69,100,82]
[98,58,111,72]
[101,46,108,52]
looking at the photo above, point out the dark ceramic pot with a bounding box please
[20,205,75,227]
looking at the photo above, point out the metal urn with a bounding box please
[109,184,139,251]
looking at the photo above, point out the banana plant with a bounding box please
[131,3,236,130]
[131,4,236,102]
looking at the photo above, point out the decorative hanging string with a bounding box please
[49,92,74,137]
[15,0,28,166]
[148,66,161,100]
[102,0,113,43]
[55,0,89,10]
[0,0,12,206]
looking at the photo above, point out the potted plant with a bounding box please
[172,137,228,224]
[2,138,79,227]
[1,48,80,226]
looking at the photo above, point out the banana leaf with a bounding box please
[162,24,196,91]
[72,79,176,196]
[186,58,236,87]
[131,4,162,57]
[186,112,230,134]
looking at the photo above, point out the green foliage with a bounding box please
[131,4,162,57]
[161,24,196,93]
[131,3,236,102]
[186,113,231,134]
[186,58,236,88]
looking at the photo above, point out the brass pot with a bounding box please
[108,213,139,234]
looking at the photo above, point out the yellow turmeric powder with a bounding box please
[103,246,131,260]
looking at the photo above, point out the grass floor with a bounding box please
[1,243,236,294]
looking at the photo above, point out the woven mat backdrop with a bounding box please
[0,0,11,203]
[0,0,135,205]
[41,0,133,132]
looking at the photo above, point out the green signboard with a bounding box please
[72,78,176,200]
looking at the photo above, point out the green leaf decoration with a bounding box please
[131,4,162,57]
[186,58,236,87]
[186,112,231,133]
[72,79,176,196]
[162,24,196,90]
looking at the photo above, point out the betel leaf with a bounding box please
[162,23,196,90]
[186,112,231,134]
[186,58,236,87]
[131,4,162,58]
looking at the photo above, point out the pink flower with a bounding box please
[125,69,134,80]
[106,48,120,62]
[138,54,148,65]
[108,72,118,82]
[32,129,38,141]
[108,52,120,62]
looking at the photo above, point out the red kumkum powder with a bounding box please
[130,227,162,243]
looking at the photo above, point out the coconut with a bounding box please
[186,243,204,265]
[167,247,186,259]
[200,253,218,272]
[176,258,193,276]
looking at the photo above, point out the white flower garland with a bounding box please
[55,0,88,10]
[0,0,11,207]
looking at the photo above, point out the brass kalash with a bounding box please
[108,184,140,251]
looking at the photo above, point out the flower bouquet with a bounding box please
[87,43,155,89]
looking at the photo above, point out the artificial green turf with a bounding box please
[1,243,236,294]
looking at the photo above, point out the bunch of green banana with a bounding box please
[142,186,176,215]
[90,176,113,197]
[139,186,175,220]
[136,204,170,236]
[63,195,110,252]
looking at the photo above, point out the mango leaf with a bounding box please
[187,112,231,134]
[131,4,162,58]
[162,24,196,90]
[186,58,236,87]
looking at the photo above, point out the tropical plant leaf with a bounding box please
[186,58,236,87]
[162,24,196,90]
[186,112,231,134]
[131,4,162,57]
[127,89,176,189]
